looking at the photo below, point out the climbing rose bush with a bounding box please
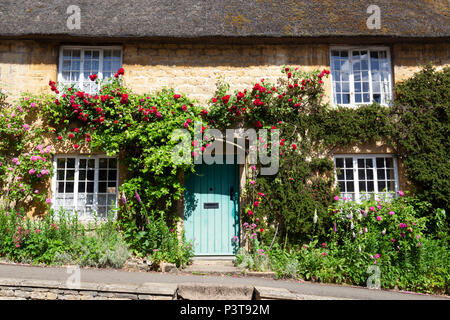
[0,90,53,210]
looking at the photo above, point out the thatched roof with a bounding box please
[0,0,448,40]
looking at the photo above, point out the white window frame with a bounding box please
[333,154,399,202]
[51,155,119,220]
[57,46,123,93]
[329,46,393,107]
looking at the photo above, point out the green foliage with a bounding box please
[390,64,450,211]
[120,199,194,268]
[38,72,205,265]
[0,208,130,268]
[0,91,53,209]
[239,196,449,294]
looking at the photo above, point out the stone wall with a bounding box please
[122,43,330,104]
[0,39,449,214]
[0,278,176,300]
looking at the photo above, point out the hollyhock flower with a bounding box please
[28,169,36,175]
[135,190,141,204]
[334,196,339,201]
[23,124,30,131]
[251,165,256,171]
[416,234,420,239]
[46,198,51,204]
[389,211,395,215]
[250,180,255,185]
[376,216,382,221]
[369,206,375,212]
[30,102,36,108]
[398,190,405,196]
[377,205,382,210]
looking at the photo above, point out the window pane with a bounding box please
[345,169,353,180]
[378,181,386,192]
[58,182,65,193]
[367,181,374,192]
[99,170,108,180]
[57,158,66,168]
[99,182,107,193]
[109,158,117,168]
[66,182,74,193]
[87,182,94,193]
[66,170,75,181]
[67,158,75,168]
[339,181,346,191]
[79,170,86,180]
[335,158,344,168]
[99,158,108,168]
[57,170,65,180]
[78,182,86,193]
[345,158,353,168]
[87,169,95,181]
[346,181,354,192]
[358,169,365,180]
[377,169,385,179]
[108,170,117,180]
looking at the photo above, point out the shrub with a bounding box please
[0,208,131,268]
[391,65,450,211]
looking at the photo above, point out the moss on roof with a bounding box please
[0,0,448,39]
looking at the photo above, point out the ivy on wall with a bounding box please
[207,65,449,245]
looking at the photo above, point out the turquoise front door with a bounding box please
[184,162,240,255]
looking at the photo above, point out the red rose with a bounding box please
[89,74,97,81]
[260,228,264,233]
[73,144,79,149]
[292,144,297,150]
[68,133,75,139]
[212,98,217,103]
[182,104,187,111]
[120,94,129,104]
[117,68,125,75]
[73,128,79,133]
[287,72,292,78]
[57,136,62,141]
[221,95,230,104]
[173,94,181,99]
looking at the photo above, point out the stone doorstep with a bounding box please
[176,283,254,300]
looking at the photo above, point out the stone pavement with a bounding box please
[0,263,448,300]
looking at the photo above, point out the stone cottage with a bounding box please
[0,0,449,256]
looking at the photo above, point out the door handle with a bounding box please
[230,186,234,201]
